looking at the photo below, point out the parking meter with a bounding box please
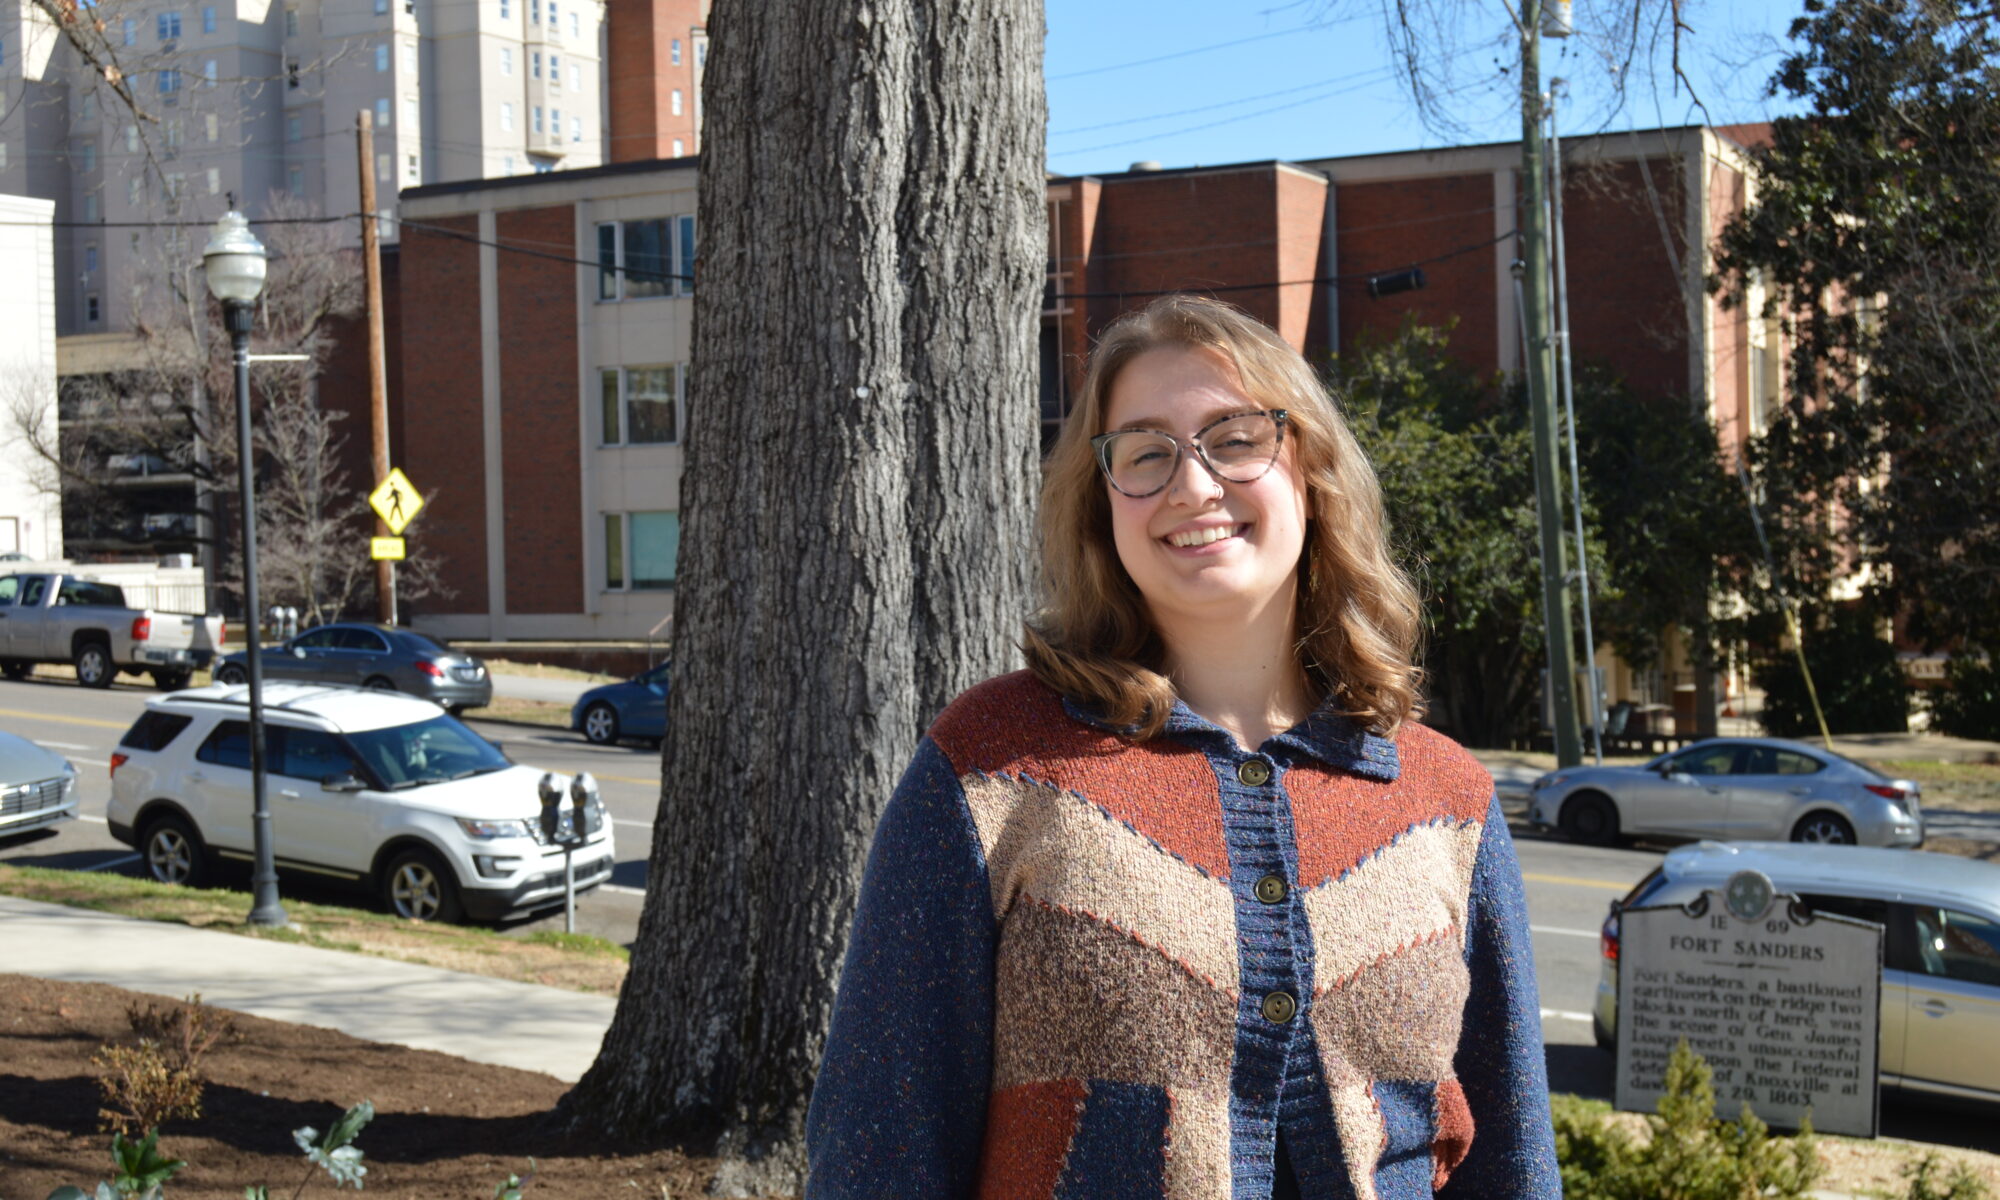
[538,772,598,933]
[284,606,299,639]
[537,772,566,844]
[569,772,598,837]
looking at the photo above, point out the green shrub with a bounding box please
[1929,655,2000,741]
[1554,1041,1822,1200]
[1901,1151,1994,1200]
[1756,612,1910,736]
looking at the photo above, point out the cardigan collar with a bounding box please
[1062,694,1402,783]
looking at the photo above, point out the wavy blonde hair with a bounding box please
[1023,294,1423,739]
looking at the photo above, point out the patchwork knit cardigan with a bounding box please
[804,671,1560,1199]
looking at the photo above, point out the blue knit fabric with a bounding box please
[805,681,1560,1199]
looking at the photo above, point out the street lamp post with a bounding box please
[203,210,286,928]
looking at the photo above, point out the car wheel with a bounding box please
[364,676,397,692]
[1791,812,1857,845]
[142,814,208,888]
[382,848,464,923]
[1560,791,1621,847]
[582,703,620,746]
[152,669,192,692]
[215,663,248,686]
[73,641,114,689]
[0,659,28,681]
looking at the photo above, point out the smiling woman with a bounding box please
[805,297,1560,1199]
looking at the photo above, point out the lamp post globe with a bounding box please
[202,211,268,305]
[205,208,286,928]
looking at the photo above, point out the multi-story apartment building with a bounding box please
[0,0,605,335]
[604,0,702,162]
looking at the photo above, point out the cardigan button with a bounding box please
[1254,874,1288,904]
[1237,759,1272,787]
[1261,991,1297,1024]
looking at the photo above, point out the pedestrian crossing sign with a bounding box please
[370,537,406,561]
[369,468,423,535]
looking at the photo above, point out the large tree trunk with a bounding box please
[556,0,1045,1182]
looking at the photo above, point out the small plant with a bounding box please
[45,1127,187,1200]
[493,1158,537,1200]
[246,1100,377,1199]
[1902,1151,1994,1200]
[1554,1040,1823,1200]
[94,995,237,1134]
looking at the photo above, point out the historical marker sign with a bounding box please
[1616,869,1882,1137]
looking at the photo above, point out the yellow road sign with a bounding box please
[368,468,423,535]
[370,536,406,561]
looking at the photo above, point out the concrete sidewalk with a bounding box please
[0,894,614,1082]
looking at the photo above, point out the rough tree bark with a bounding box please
[555,0,1045,1182]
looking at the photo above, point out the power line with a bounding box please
[1050,69,1391,138]
[1047,22,1352,82]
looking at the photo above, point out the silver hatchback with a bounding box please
[1528,737,1924,848]
[1594,842,2000,1105]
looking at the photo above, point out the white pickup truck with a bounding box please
[0,573,226,690]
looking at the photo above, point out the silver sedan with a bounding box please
[1527,737,1924,848]
[0,729,80,839]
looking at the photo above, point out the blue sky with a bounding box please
[1044,0,1812,175]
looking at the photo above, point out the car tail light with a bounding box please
[1601,909,1620,961]
[109,753,128,778]
[417,660,445,678]
[130,616,151,642]
[1864,784,1906,801]
[218,619,226,646]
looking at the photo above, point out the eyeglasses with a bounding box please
[1090,409,1290,498]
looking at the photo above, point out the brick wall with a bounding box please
[1558,157,1693,402]
[495,205,583,614]
[1336,171,1498,373]
[398,215,489,613]
[606,0,703,162]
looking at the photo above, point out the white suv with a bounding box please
[107,682,615,923]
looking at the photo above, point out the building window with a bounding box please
[287,165,304,195]
[86,293,100,322]
[596,216,696,301]
[129,175,142,205]
[531,50,540,78]
[530,0,538,22]
[376,43,389,71]
[696,40,706,66]
[499,0,509,17]
[122,18,136,44]
[85,243,99,272]
[602,512,679,589]
[670,37,680,65]
[79,143,96,172]
[499,102,514,131]
[287,57,300,87]
[500,46,511,74]
[80,91,95,119]
[286,113,301,141]
[375,0,388,13]
[158,12,182,41]
[203,59,217,84]
[569,62,580,91]
[201,5,215,32]
[532,105,542,133]
[405,152,417,180]
[532,157,554,173]
[502,155,514,173]
[375,152,389,181]
[571,114,581,143]
[163,118,182,156]
[206,167,220,194]
[548,52,559,86]
[404,96,417,126]
[551,106,560,133]
[83,190,98,221]
[284,7,298,36]
[375,97,391,127]
[400,43,415,74]
[157,68,181,97]
[671,137,682,157]
[547,0,558,29]
[567,10,577,36]
[670,88,681,116]
[205,112,218,141]
[126,124,139,152]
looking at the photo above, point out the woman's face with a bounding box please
[1101,345,1310,632]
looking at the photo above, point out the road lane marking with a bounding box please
[35,740,94,750]
[70,757,109,768]
[592,774,657,787]
[1522,871,1631,892]
[612,818,651,829]
[81,854,140,872]
[0,708,129,730]
[1530,925,1600,938]
[600,884,646,896]
[1540,1009,1593,1022]
[77,814,106,824]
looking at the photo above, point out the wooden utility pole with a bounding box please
[356,110,396,625]
[1518,0,1584,766]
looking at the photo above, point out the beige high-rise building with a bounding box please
[0,0,605,334]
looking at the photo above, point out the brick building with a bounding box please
[395,157,695,640]
[604,0,707,162]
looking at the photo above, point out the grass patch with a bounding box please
[482,658,621,683]
[1866,759,2000,785]
[467,696,575,729]
[0,863,628,995]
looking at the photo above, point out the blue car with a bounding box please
[571,661,670,746]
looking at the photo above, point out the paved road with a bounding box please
[0,673,1685,1086]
